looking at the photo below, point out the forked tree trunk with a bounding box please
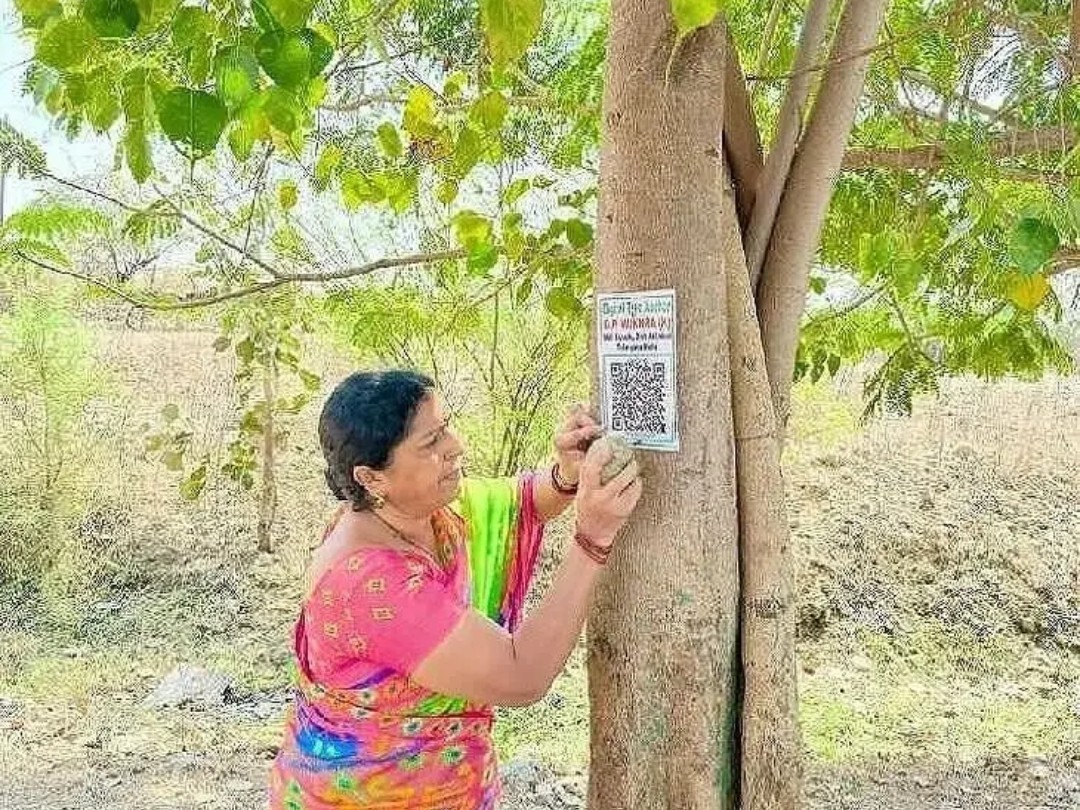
[588,4,740,808]
[590,1,889,808]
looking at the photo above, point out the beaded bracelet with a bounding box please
[574,531,611,565]
[550,462,579,495]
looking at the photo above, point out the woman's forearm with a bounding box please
[532,466,576,522]
[507,542,601,701]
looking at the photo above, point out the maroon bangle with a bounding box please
[550,463,579,495]
[574,531,611,565]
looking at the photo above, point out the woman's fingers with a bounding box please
[556,424,603,452]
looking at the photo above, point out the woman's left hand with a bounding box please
[553,404,603,486]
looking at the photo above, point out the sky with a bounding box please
[1,0,117,215]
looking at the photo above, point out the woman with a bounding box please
[269,369,642,809]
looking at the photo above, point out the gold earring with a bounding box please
[369,490,386,509]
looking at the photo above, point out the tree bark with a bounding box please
[757,0,889,430]
[842,125,1080,171]
[257,364,277,553]
[588,3,740,808]
[724,171,801,810]
[744,0,834,288]
[723,25,763,233]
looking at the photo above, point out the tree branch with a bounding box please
[153,189,287,279]
[747,0,972,84]
[18,248,467,310]
[16,251,288,309]
[722,23,764,233]
[753,0,788,80]
[1052,247,1080,274]
[1072,1,1080,78]
[745,0,834,288]
[1001,10,1072,79]
[842,126,1080,171]
[757,0,890,428]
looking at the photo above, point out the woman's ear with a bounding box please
[353,465,385,493]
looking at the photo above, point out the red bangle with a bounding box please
[574,531,611,565]
[550,463,579,495]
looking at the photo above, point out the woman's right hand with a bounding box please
[573,443,643,547]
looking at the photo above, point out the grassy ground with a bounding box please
[1,327,1078,808]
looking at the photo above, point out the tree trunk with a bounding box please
[588,4,740,809]
[757,0,890,430]
[590,3,888,808]
[724,171,801,810]
[744,0,834,286]
[257,364,277,553]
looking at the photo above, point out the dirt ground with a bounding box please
[1,328,1078,809]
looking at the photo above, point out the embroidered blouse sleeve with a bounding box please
[318,552,468,676]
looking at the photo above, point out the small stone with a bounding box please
[144,664,234,709]
[1029,761,1051,780]
[225,778,255,792]
[585,435,635,485]
[850,654,873,672]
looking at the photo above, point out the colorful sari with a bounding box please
[269,473,544,810]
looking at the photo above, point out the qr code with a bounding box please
[609,360,668,435]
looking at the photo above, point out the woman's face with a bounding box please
[357,394,465,516]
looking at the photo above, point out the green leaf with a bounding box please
[503,178,529,205]
[809,276,827,295]
[403,86,439,139]
[1009,217,1060,274]
[251,0,280,31]
[565,218,593,249]
[278,180,298,210]
[179,464,207,500]
[671,0,722,36]
[157,88,228,154]
[341,169,383,208]
[261,87,301,133]
[171,6,211,46]
[236,338,255,363]
[1008,272,1051,311]
[451,126,484,177]
[163,450,185,472]
[83,0,140,37]
[15,0,61,28]
[228,103,269,160]
[300,28,334,75]
[377,122,403,159]
[545,286,580,318]
[299,368,321,391]
[122,69,154,180]
[443,70,468,99]
[162,403,180,422]
[257,31,311,89]
[86,75,121,131]
[467,243,499,274]
[470,91,508,132]
[214,46,260,110]
[265,0,315,31]
[481,0,545,69]
[37,18,95,69]
[452,210,492,250]
[314,143,342,187]
[436,179,459,205]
